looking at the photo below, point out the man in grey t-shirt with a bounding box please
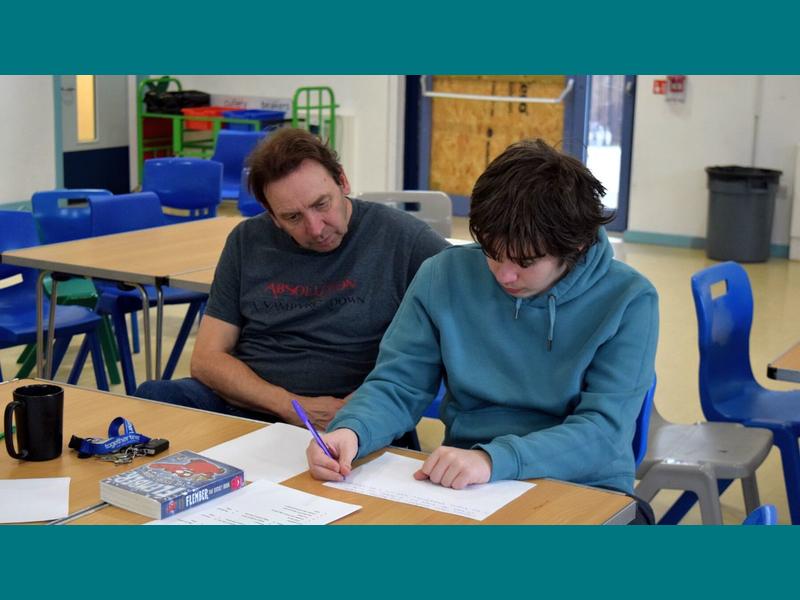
[136,129,449,430]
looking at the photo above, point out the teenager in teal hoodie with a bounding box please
[308,139,659,499]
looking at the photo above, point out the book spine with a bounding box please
[159,470,244,519]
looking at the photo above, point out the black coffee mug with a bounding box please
[4,384,64,461]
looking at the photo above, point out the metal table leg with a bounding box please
[127,283,152,382]
[155,284,164,380]
[46,278,59,379]
[35,270,58,379]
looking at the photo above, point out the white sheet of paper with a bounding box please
[149,479,360,525]
[201,422,312,483]
[325,453,534,521]
[0,477,70,523]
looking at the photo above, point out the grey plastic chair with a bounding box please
[358,191,452,237]
[634,404,773,524]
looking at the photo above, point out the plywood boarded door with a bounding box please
[429,75,566,200]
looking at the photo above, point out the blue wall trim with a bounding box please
[624,230,790,258]
[623,230,705,248]
[0,201,32,211]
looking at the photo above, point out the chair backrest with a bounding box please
[89,192,167,236]
[142,157,223,218]
[742,504,778,525]
[359,191,452,237]
[633,376,657,468]
[690,261,756,420]
[31,189,112,243]
[0,210,41,289]
[237,167,266,217]
[211,130,266,197]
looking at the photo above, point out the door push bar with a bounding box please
[420,75,574,105]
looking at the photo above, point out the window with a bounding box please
[76,75,96,143]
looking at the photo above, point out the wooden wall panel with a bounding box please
[429,75,566,197]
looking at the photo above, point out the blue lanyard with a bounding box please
[69,417,151,457]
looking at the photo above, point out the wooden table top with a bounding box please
[0,217,242,285]
[0,379,263,518]
[768,341,800,383]
[0,379,634,525]
[168,267,216,293]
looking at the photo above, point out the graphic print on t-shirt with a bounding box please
[254,278,365,314]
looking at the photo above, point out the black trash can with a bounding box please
[705,166,782,262]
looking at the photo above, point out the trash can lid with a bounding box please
[706,166,782,182]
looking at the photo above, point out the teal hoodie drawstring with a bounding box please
[513,295,556,350]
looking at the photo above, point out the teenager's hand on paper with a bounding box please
[307,429,359,481]
[288,395,346,429]
[414,447,492,490]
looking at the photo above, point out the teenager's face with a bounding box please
[485,254,569,298]
[266,159,352,252]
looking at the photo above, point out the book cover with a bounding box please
[99,450,245,519]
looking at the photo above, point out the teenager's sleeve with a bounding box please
[328,258,443,457]
[204,227,244,328]
[477,286,659,484]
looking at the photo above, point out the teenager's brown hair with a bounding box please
[247,128,343,212]
[469,139,612,268]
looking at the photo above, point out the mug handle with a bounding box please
[4,401,27,460]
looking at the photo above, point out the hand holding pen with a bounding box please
[293,399,359,482]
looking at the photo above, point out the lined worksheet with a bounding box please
[325,453,534,521]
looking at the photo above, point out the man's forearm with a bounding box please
[191,351,292,419]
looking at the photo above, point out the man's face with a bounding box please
[265,159,352,252]
[485,254,568,299]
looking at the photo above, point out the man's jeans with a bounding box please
[135,378,278,422]
[136,378,421,450]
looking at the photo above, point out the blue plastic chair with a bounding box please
[88,193,208,394]
[742,503,778,525]
[633,376,656,468]
[211,130,266,200]
[237,167,266,217]
[692,261,800,524]
[0,211,107,389]
[28,188,123,384]
[31,189,112,244]
[142,158,223,223]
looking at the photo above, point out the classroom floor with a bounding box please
[5,209,800,524]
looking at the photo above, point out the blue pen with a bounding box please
[291,399,335,460]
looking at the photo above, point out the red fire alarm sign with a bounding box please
[666,75,687,102]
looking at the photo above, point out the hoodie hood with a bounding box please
[509,228,614,350]
[521,227,614,309]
